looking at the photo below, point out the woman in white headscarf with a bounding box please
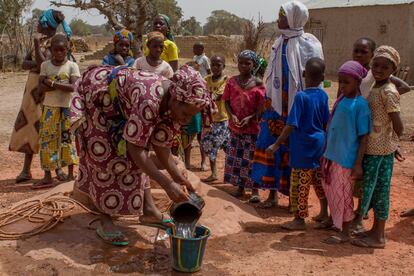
[251,1,327,221]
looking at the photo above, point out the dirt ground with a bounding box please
[0,59,414,276]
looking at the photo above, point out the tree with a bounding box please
[0,0,34,69]
[203,10,248,36]
[70,19,92,36]
[51,0,153,55]
[180,17,202,36]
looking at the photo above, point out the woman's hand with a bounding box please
[177,178,195,193]
[231,114,240,125]
[266,143,279,156]
[239,115,253,128]
[165,181,189,203]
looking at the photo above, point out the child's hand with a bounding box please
[239,115,253,128]
[395,147,405,162]
[231,115,240,125]
[266,143,279,156]
[351,164,363,180]
[114,54,125,65]
[44,78,54,88]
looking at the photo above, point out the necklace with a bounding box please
[237,75,254,89]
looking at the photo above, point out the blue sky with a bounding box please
[33,0,308,25]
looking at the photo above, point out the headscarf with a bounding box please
[238,50,259,66]
[39,9,72,38]
[113,29,134,45]
[147,31,165,44]
[373,46,400,68]
[266,1,323,115]
[338,61,368,81]
[169,65,217,127]
[158,14,175,41]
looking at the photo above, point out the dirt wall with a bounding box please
[308,4,414,83]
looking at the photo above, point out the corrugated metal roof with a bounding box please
[307,0,414,10]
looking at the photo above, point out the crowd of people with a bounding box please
[8,1,413,248]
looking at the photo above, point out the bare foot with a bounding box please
[281,218,306,231]
[232,187,245,198]
[351,236,385,249]
[202,175,218,183]
[32,177,54,189]
[16,171,32,183]
[55,168,68,181]
[312,213,329,222]
[314,217,333,230]
[400,208,414,217]
[200,162,208,172]
[96,215,129,246]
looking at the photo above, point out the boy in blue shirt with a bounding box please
[266,57,329,230]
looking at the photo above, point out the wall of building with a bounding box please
[174,35,242,59]
[307,4,414,83]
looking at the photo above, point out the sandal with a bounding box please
[314,219,333,230]
[202,175,218,183]
[258,200,277,209]
[351,237,385,249]
[322,235,349,245]
[96,227,129,246]
[248,195,261,204]
[31,180,55,190]
[139,214,174,230]
[16,172,32,183]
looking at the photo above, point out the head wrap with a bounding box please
[39,9,72,38]
[267,0,323,116]
[170,65,217,126]
[338,60,368,81]
[114,29,133,45]
[147,31,165,44]
[373,46,400,68]
[280,1,309,37]
[238,50,259,66]
[158,14,175,42]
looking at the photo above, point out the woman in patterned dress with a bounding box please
[10,9,72,183]
[71,65,216,246]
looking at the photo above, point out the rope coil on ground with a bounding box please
[0,193,99,240]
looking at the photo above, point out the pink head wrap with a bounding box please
[338,60,368,81]
[170,65,217,126]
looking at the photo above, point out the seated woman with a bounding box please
[70,65,216,246]
[102,29,135,67]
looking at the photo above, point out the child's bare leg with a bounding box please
[198,133,207,171]
[203,159,218,182]
[313,198,329,222]
[68,165,75,180]
[16,153,33,183]
[184,146,192,169]
[259,190,277,208]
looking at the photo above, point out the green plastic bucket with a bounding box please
[166,225,211,273]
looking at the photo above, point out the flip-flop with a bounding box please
[248,195,261,204]
[314,219,333,230]
[31,181,55,190]
[258,200,277,209]
[351,238,385,249]
[139,215,174,230]
[202,175,218,183]
[322,235,349,245]
[96,227,129,246]
[16,172,32,183]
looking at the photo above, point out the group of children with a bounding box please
[32,19,408,249]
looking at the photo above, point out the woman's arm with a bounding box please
[22,52,37,70]
[266,125,295,154]
[33,34,48,72]
[169,60,178,72]
[127,142,189,202]
[152,144,195,192]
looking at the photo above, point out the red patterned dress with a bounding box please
[70,66,180,216]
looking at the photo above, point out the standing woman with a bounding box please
[71,65,216,245]
[251,1,325,211]
[9,9,72,183]
[144,14,179,72]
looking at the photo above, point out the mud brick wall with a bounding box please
[175,35,242,59]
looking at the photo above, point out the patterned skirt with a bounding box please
[251,107,291,195]
[224,132,257,188]
[39,106,78,170]
[9,72,43,154]
[201,121,230,161]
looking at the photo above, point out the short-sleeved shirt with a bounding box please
[287,88,329,169]
[205,75,229,122]
[222,77,265,135]
[366,82,401,155]
[40,60,81,108]
[324,96,371,169]
[143,39,179,63]
[102,53,135,67]
[193,54,211,77]
[133,56,174,79]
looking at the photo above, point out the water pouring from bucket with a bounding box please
[167,192,210,273]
